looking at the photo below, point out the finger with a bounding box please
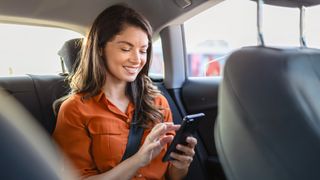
[146,135,173,154]
[176,144,195,157]
[170,152,193,163]
[169,160,187,169]
[148,123,180,143]
[159,135,174,146]
[144,139,162,153]
[147,123,167,142]
[164,123,180,131]
[152,123,166,132]
[169,152,193,168]
[186,136,197,148]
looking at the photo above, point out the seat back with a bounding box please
[0,75,69,134]
[0,90,76,180]
[58,38,82,73]
[215,1,320,180]
[216,47,320,180]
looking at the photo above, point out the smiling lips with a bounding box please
[124,66,140,74]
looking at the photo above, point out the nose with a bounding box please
[130,50,142,64]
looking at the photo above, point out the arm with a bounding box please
[85,123,180,180]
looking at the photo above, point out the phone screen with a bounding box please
[162,113,205,162]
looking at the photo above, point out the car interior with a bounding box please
[0,0,320,179]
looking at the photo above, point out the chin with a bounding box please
[125,76,138,82]
[126,79,136,82]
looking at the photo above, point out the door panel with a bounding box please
[181,77,225,179]
[182,77,220,155]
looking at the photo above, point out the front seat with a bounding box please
[0,89,76,180]
[215,0,320,180]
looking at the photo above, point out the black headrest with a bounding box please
[215,46,320,180]
[58,38,82,72]
[251,0,320,7]
[0,90,77,179]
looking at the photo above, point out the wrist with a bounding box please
[168,163,188,180]
[130,153,146,168]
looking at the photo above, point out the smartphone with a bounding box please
[162,113,205,162]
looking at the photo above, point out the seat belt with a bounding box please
[121,110,144,161]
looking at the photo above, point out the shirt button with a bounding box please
[137,174,143,178]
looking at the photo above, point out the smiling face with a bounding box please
[103,25,149,85]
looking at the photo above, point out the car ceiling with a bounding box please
[0,0,223,35]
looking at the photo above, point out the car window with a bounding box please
[184,0,257,77]
[264,3,320,48]
[184,0,320,77]
[306,5,320,48]
[0,24,83,76]
[150,38,164,78]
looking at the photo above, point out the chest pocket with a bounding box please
[88,119,127,171]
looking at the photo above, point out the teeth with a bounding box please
[124,66,139,74]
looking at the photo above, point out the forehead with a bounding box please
[112,25,149,46]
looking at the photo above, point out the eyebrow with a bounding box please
[116,41,148,48]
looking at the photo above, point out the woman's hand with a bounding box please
[134,123,180,167]
[169,136,197,169]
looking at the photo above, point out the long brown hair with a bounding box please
[55,4,163,127]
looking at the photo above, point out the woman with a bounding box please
[53,4,197,180]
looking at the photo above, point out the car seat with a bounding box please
[0,90,77,179]
[215,0,320,180]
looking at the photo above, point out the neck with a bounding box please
[102,84,127,101]
[102,76,127,100]
[102,76,131,113]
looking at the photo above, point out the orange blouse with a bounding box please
[53,91,174,179]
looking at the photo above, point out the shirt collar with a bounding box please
[93,90,104,102]
[93,90,135,116]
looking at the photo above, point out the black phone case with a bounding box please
[162,113,205,162]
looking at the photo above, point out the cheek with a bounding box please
[141,57,147,67]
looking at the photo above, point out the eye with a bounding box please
[121,48,130,52]
[140,49,147,54]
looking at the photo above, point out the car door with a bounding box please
[158,1,259,179]
[172,1,320,179]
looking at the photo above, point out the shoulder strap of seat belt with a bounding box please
[121,110,144,161]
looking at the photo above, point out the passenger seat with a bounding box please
[0,89,77,180]
[215,1,320,180]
